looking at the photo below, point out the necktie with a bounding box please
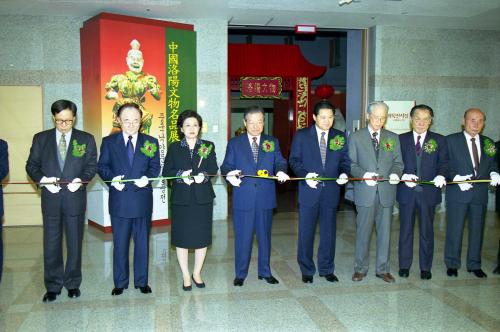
[320,131,327,167]
[251,137,259,163]
[127,136,134,166]
[471,137,479,175]
[416,135,422,154]
[372,132,379,151]
[59,133,67,162]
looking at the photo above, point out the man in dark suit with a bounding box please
[26,100,97,302]
[494,140,500,275]
[0,139,8,283]
[396,105,448,280]
[97,102,160,295]
[349,101,404,283]
[289,100,350,283]
[445,108,499,278]
[221,106,289,286]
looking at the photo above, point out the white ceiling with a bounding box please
[1,0,500,30]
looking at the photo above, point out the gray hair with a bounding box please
[367,101,389,114]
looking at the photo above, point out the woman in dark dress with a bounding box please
[162,110,218,290]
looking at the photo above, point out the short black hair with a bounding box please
[116,102,143,118]
[313,100,335,116]
[177,110,203,138]
[410,104,434,118]
[51,99,77,116]
[243,106,265,121]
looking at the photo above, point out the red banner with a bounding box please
[240,77,282,99]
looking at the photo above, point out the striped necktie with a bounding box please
[320,131,327,167]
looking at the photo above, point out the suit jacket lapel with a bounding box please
[460,134,475,173]
[62,130,77,174]
[310,126,323,167]
[364,128,377,165]
[242,135,257,166]
[115,133,132,171]
[49,129,62,175]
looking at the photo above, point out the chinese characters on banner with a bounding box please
[295,77,309,129]
[240,77,282,99]
[167,41,180,144]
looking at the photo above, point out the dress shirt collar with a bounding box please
[413,131,427,144]
[247,133,261,146]
[56,128,72,147]
[122,132,138,148]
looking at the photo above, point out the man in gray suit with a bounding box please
[349,101,404,283]
[26,100,97,302]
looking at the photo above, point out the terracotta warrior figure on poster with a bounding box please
[105,39,161,134]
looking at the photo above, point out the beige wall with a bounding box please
[0,86,43,226]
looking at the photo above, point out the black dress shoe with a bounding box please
[111,287,124,296]
[302,275,313,283]
[42,291,60,302]
[67,288,81,298]
[446,268,458,277]
[182,283,192,291]
[420,271,432,280]
[468,269,487,278]
[398,269,409,278]
[192,275,205,288]
[233,278,244,286]
[493,266,500,275]
[135,285,152,294]
[320,273,339,282]
[258,275,279,284]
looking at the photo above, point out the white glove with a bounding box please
[276,171,290,183]
[432,175,446,188]
[181,169,194,185]
[111,175,125,191]
[67,178,82,192]
[305,172,319,189]
[402,174,418,188]
[490,172,500,186]
[193,172,205,184]
[453,174,473,191]
[134,175,149,188]
[363,172,379,187]
[226,170,242,187]
[40,176,61,194]
[336,173,348,185]
[389,173,400,185]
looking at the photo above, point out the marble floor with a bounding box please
[0,208,499,332]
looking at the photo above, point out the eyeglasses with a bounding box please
[54,119,74,125]
[122,120,141,126]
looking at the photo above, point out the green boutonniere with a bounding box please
[140,140,157,158]
[484,139,497,157]
[423,139,438,154]
[380,138,395,152]
[262,140,275,152]
[197,143,213,168]
[71,140,86,158]
[329,135,345,151]
[198,143,213,159]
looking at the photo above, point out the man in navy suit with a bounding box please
[396,105,448,280]
[445,108,499,278]
[98,102,160,295]
[289,100,350,283]
[26,99,97,302]
[221,106,289,286]
[0,139,8,283]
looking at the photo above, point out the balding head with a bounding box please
[462,108,485,137]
